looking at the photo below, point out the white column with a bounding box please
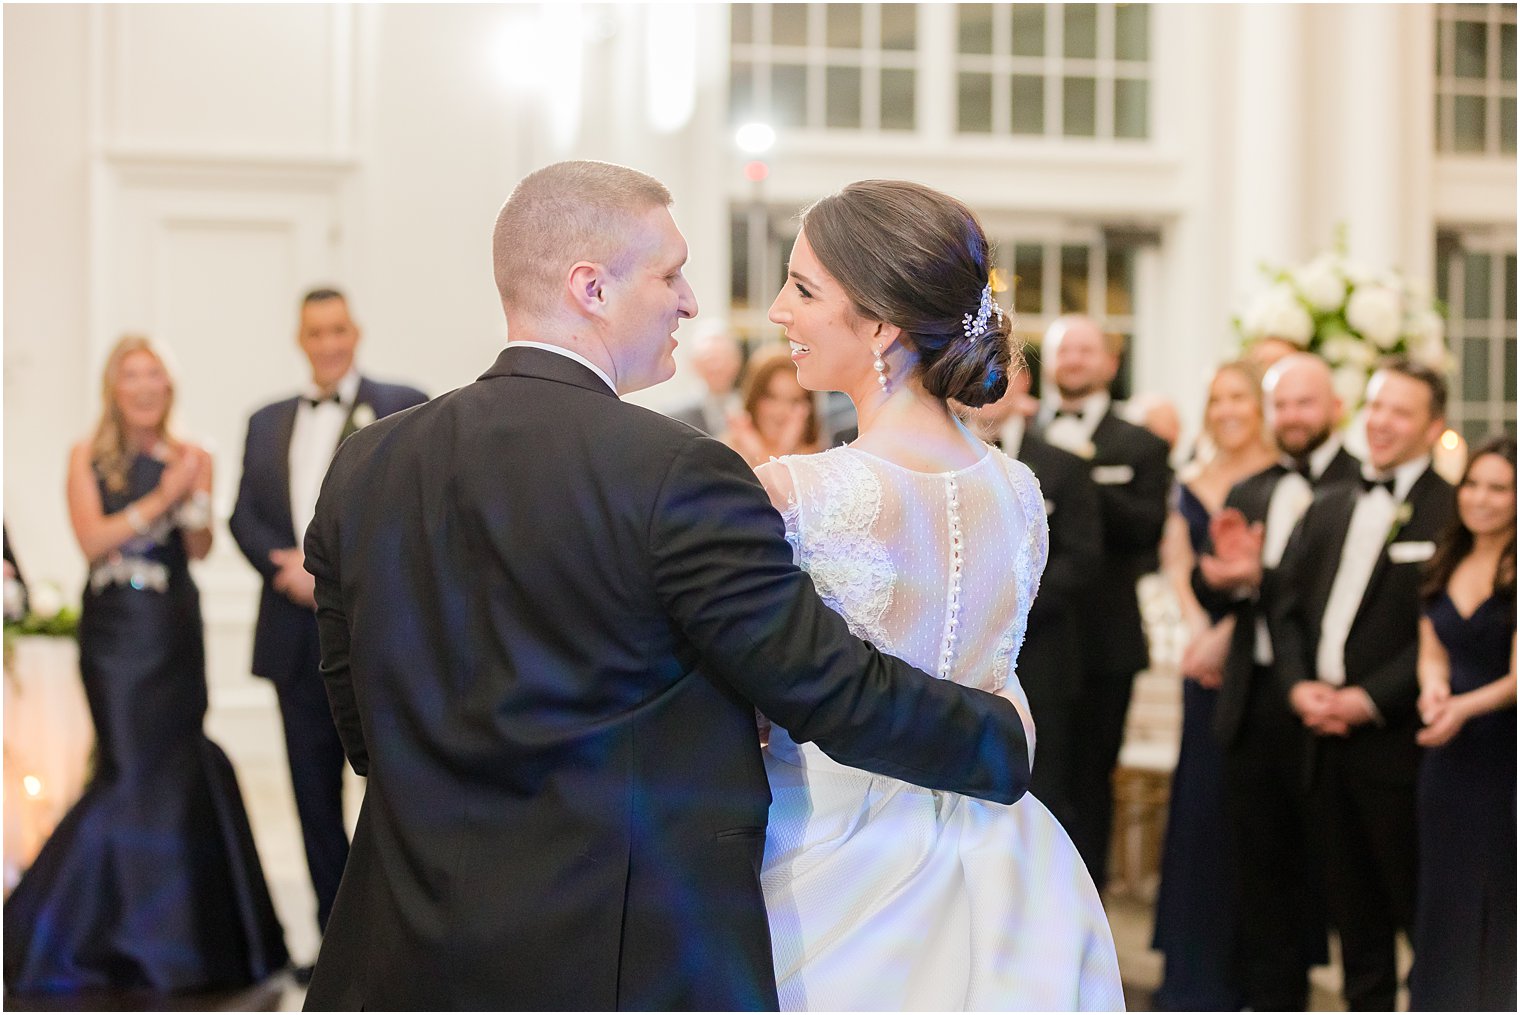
[1230,4,1309,301]
[1333,4,1408,269]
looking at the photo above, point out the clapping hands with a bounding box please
[1199,508,1264,593]
[158,444,210,504]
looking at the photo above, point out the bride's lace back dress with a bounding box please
[763,445,1123,1012]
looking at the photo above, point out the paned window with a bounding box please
[1438,231,1518,446]
[730,3,920,132]
[954,3,1150,139]
[1435,3,1518,155]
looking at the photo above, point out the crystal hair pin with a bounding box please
[961,283,1004,342]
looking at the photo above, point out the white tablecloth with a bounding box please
[4,635,95,892]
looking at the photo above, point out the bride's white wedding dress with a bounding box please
[762,444,1123,1011]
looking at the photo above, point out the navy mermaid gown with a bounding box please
[1409,587,1516,1011]
[1150,484,1243,1010]
[4,454,287,994]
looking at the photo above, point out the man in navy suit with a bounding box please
[230,288,427,962]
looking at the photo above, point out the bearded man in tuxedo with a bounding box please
[300,161,1030,1011]
[1195,352,1361,1010]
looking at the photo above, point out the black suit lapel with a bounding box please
[1244,467,1286,523]
[338,377,377,447]
[1348,467,1438,635]
[1320,447,1364,487]
[274,396,300,542]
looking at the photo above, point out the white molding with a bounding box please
[97,4,358,161]
[1434,156,1519,225]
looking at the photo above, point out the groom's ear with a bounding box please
[568,262,609,316]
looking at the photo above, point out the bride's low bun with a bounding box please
[918,312,1014,408]
[800,181,1023,407]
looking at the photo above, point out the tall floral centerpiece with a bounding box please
[1236,234,1450,408]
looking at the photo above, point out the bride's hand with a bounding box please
[997,685,1036,770]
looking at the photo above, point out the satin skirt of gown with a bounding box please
[5,457,287,994]
[763,732,1122,1011]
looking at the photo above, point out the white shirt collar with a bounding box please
[506,341,618,395]
[1364,454,1431,503]
[305,367,361,405]
[1041,390,1109,429]
[1309,433,1343,479]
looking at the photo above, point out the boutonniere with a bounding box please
[351,403,376,429]
[1385,501,1413,545]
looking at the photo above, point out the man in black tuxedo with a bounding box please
[301,161,1031,1011]
[1272,358,1456,1011]
[229,288,427,956]
[1036,315,1171,889]
[961,366,1102,831]
[1195,352,1360,1010]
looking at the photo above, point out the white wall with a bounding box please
[4,3,1513,690]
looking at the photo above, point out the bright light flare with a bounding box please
[735,122,776,155]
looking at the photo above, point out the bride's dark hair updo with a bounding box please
[799,180,1018,407]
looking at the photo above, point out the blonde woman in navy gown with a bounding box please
[4,336,287,994]
[1410,435,1516,1011]
[1151,360,1276,1009]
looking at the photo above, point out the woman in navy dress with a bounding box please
[1410,434,1516,1012]
[1151,360,1276,1010]
[4,335,287,995]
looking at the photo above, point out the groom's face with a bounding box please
[603,205,698,393]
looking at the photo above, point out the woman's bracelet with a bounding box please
[175,490,213,531]
[125,502,152,536]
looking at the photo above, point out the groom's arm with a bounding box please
[305,459,368,777]
[650,437,1029,805]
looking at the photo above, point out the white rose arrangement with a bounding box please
[1236,232,1451,405]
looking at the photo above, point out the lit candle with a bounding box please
[1433,428,1467,484]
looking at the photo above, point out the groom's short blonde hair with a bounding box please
[493,160,672,320]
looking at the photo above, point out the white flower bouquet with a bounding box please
[1236,233,1451,406]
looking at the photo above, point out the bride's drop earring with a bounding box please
[873,348,889,392]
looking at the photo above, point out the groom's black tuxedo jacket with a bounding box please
[302,347,1030,1011]
[1196,447,1363,748]
[1270,465,1455,785]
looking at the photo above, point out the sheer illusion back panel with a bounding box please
[780,447,1045,700]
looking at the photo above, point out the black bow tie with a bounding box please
[1360,475,1396,496]
[1053,408,1082,421]
[1282,458,1313,480]
[303,392,343,409]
